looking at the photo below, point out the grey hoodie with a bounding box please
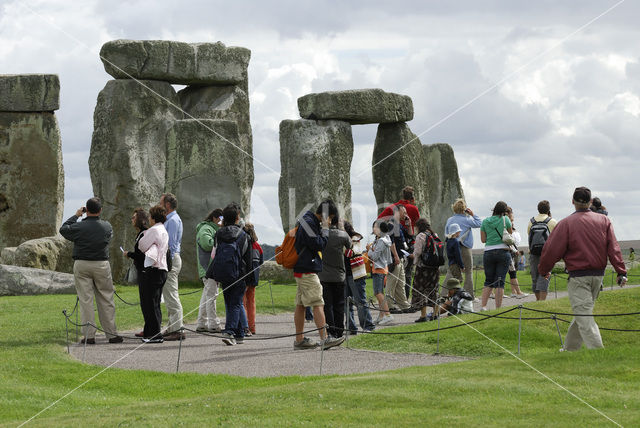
[318,228,352,283]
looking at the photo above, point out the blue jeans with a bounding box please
[483,249,510,289]
[345,275,375,332]
[222,282,247,338]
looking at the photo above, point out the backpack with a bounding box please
[275,227,298,269]
[421,233,445,267]
[208,231,248,284]
[528,217,551,256]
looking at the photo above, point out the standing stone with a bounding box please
[278,119,353,232]
[298,89,413,124]
[100,40,250,85]
[372,122,429,220]
[423,143,465,238]
[0,74,60,112]
[89,79,182,281]
[0,112,64,249]
[177,84,254,212]
[165,119,250,280]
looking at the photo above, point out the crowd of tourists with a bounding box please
[60,185,628,352]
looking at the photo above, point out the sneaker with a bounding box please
[293,337,318,350]
[362,328,373,333]
[489,295,495,299]
[414,316,428,323]
[389,308,403,314]
[378,314,394,325]
[319,335,345,350]
[559,347,566,352]
[222,333,236,346]
[517,293,529,299]
[208,327,223,333]
[235,336,244,344]
[473,298,480,303]
[142,337,164,343]
[510,294,518,298]
[374,316,384,325]
[244,328,253,337]
[481,307,488,312]
[402,307,417,313]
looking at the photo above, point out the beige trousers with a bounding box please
[385,260,411,310]
[162,253,183,332]
[73,260,117,339]
[564,276,604,351]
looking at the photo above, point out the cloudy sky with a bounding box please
[2,0,638,247]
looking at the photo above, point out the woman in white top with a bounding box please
[137,205,170,343]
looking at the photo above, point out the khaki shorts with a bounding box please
[294,273,324,307]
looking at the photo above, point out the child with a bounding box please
[243,223,263,335]
[366,220,394,325]
[433,278,473,319]
[445,223,464,281]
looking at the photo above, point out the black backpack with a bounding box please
[528,217,551,256]
[421,233,445,267]
[207,231,248,284]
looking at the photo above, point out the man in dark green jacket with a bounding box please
[59,197,122,344]
[195,208,223,333]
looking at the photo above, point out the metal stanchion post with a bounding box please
[176,327,184,373]
[435,314,441,355]
[517,305,522,355]
[345,296,350,348]
[269,281,276,315]
[65,315,70,354]
[82,335,87,363]
[554,274,558,299]
[319,343,325,376]
[611,271,614,290]
[553,315,564,349]
[75,297,79,341]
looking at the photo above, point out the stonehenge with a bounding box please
[280,88,464,238]
[1,42,466,288]
[278,119,354,231]
[0,75,64,250]
[0,264,75,296]
[91,40,253,281]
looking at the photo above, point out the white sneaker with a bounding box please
[378,315,394,325]
[517,293,529,299]
[510,294,518,298]
[481,307,488,312]
[473,298,480,303]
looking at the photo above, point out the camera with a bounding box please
[81,207,87,213]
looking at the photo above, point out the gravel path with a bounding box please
[67,283,634,377]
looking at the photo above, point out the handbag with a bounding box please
[124,262,138,285]
[495,216,516,246]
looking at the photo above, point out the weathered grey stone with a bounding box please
[0,264,75,296]
[278,119,353,232]
[177,85,254,208]
[0,74,60,111]
[0,247,16,265]
[0,235,74,273]
[165,119,252,280]
[372,122,430,220]
[297,89,413,124]
[423,143,465,239]
[100,40,250,85]
[0,112,64,249]
[89,79,182,281]
[259,261,295,284]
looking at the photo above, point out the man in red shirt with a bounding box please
[539,187,627,351]
[378,186,420,235]
[378,186,421,300]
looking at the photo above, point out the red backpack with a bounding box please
[275,227,298,269]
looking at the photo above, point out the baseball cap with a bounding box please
[573,187,591,204]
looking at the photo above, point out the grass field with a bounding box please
[1,269,639,427]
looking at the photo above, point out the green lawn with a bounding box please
[1,277,639,426]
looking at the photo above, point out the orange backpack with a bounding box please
[275,227,298,269]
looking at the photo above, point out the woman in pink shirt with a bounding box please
[137,205,170,343]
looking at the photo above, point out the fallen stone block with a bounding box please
[0,264,75,296]
[0,235,74,273]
